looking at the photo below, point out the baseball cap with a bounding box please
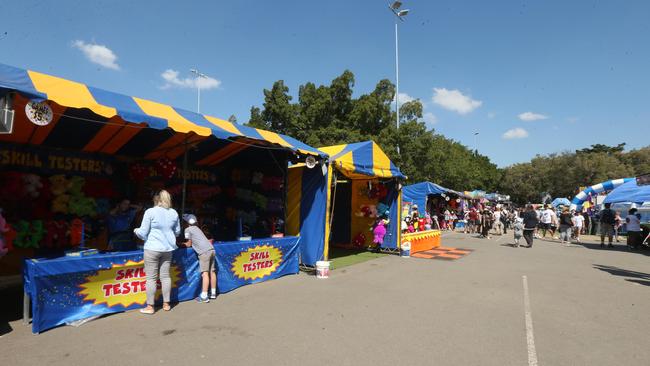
[182,214,197,225]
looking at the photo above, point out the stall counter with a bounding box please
[23,236,300,333]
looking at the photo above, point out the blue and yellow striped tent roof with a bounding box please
[319,141,405,179]
[0,63,322,162]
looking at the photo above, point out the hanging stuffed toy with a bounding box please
[372,216,390,246]
[70,218,84,247]
[129,164,149,182]
[424,214,432,230]
[0,208,9,257]
[155,157,178,179]
[352,232,367,248]
[23,174,43,198]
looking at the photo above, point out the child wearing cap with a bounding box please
[181,214,216,303]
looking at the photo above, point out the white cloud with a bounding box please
[487,112,496,119]
[422,112,437,126]
[566,116,579,123]
[72,40,120,70]
[161,69,221,90]
[518,111,548,121]
[394,92,415,105]
[432,88,482,115]
[502,127,529,139]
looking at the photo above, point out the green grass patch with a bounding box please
[328,247,386,270]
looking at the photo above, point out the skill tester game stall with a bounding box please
[0,63,325,333]
[319,141,405,258]
[401,182,449,253]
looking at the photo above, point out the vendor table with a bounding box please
[23,236,300,333]
[401,230,442,254]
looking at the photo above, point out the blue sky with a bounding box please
[2,0,648,167]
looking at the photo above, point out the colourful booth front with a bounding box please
[286,141,406,264]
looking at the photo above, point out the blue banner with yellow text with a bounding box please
[214,237,300,293]
[23,236,300,333]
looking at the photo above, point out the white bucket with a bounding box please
[401,241,411,257]
[316,261,331,279]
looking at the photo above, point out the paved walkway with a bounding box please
[2,232,650,365]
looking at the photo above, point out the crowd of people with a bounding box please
[426,201,646,250]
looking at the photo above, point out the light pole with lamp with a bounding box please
[388,1,409,154]
[190,68,208,114]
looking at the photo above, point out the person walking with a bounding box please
[582,211,591,235]
[493,208,503,235]
[513,217,524,247]
[626,208,642,250]
[522,204,539,248]
[540,205,554,238]
[572,211,584,243]
[599,203,616,248]
[134,190,181,314]
[613,211,622,243]
[480,208,493,239]
[558,207,574,245]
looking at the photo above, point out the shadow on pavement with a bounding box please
[0,284,23,336]
[626,279,650,287]
[593,264,650,285]
[582,243,650,256]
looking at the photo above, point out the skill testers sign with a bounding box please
[78,260,182,308]
[216,237,300,293]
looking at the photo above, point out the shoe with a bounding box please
[196,296,210,303]
[140,307,154,315]
[209,293,217,299]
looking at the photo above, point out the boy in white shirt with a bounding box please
[572,212,584,243]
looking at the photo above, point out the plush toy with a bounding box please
[49,175,70,196]
[129,164,149,182]
[401,219,408,233]
[424,214,432,230]
[373,218,389,245]
[0,208,9,257]
[1,172,25,201]
[23,174,43,198]
[52,194,70,214]
[70,218,84,247]
[251,172,264,185]
[418,218,426,232]
[352,232,367,248]
[69,197,97,217]
[44,220,68,249]
[155,157,178,179]
[262,176,283,191]
[14,220,44,249]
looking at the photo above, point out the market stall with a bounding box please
[0,63,324,332]
[401,182,449,253]
[286,141,405,265]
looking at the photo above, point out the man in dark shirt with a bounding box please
[599,203,616,248]
[521,204,539,248]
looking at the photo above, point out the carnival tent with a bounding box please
[570,178,634,210]
[402,182,450,212]
[604,179,650,204]
[551,197,571,207]
[287,141,405,263]
[0,63,322,160]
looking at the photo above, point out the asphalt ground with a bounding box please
[2,231,650,366]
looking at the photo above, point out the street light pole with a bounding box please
[388,2,409,154]
[190,68,208,114]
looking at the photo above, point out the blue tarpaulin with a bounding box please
[23,237,300,333]
[402,182,450,211]
[604,180,650,204]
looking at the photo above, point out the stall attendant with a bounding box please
[107,198,142,251]
[134,190,180,314]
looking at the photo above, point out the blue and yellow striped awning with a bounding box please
[319,141,405,179]
[0,63,321,160]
